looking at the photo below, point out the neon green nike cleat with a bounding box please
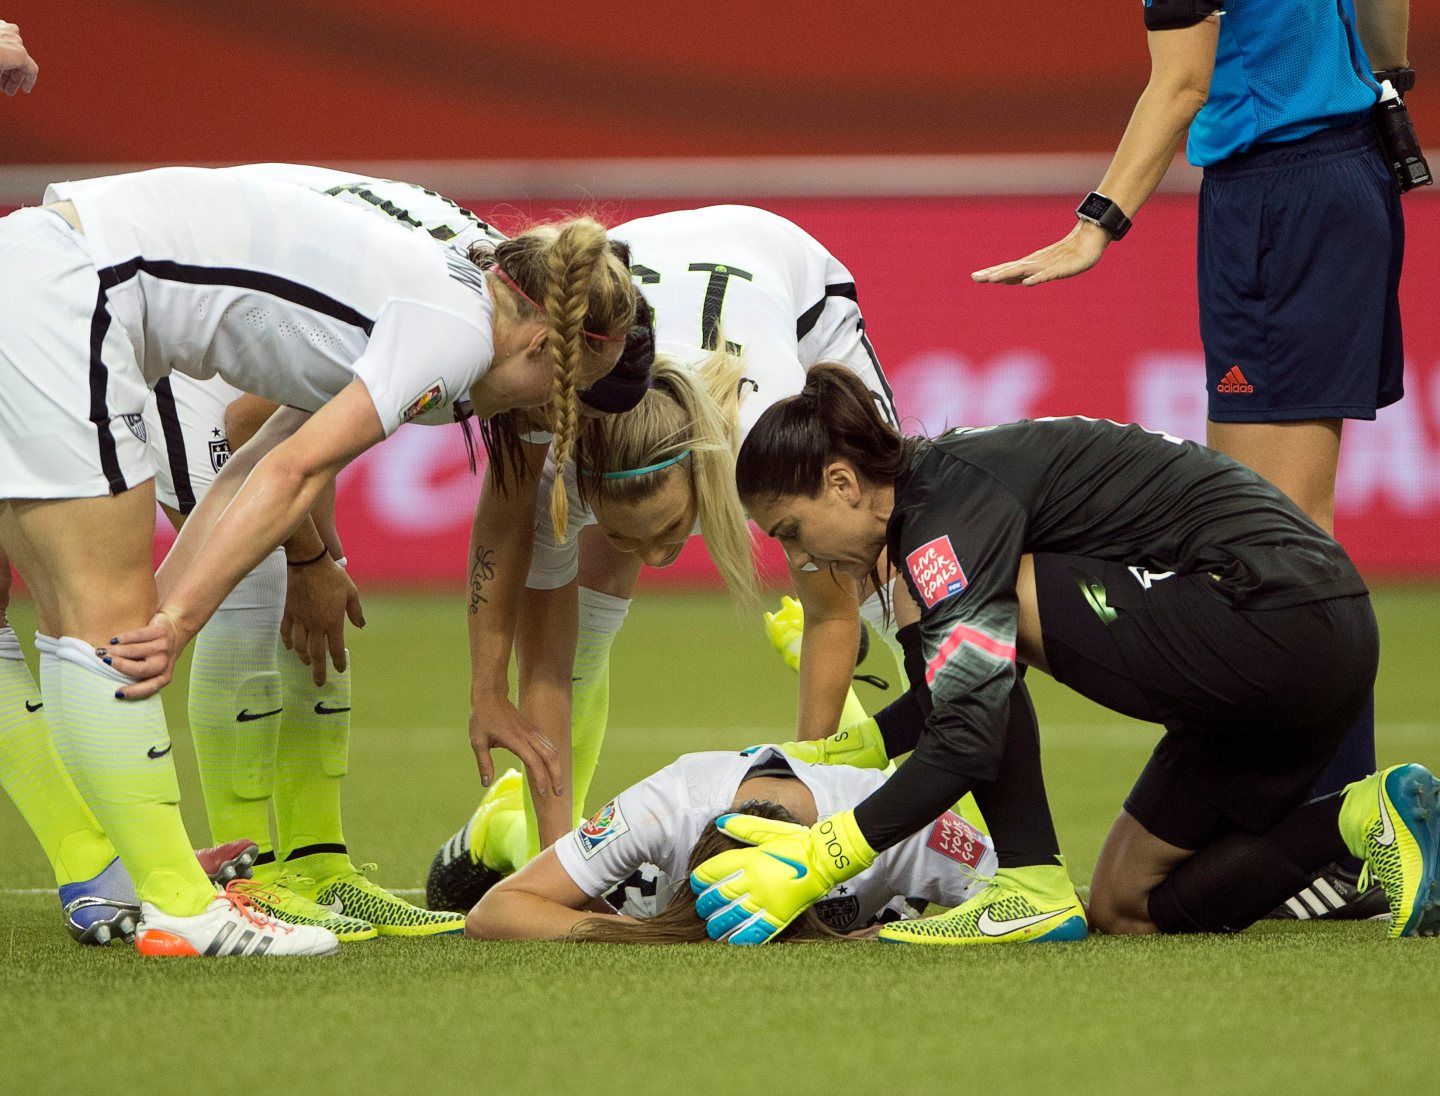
[227,875,378,943]
[1339,764,1440,938]
[301,865,466,937]
[878,863,1087,945]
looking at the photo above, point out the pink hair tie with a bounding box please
[491,266,623,343]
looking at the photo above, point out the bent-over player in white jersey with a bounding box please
[0,166,637,957]
[132,167,535,942]
[463,204,902,867]
[463,747,994,941]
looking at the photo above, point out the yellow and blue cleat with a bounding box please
[879,863,1087,945]
[1339,763,1440,938]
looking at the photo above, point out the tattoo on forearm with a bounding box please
[469,545,496,614]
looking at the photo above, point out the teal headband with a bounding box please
[599,449,692,480]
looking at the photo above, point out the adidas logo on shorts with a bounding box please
[1216,366,1254,394]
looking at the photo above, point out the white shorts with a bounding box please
[0,207,155,500]
[143,373,242,513]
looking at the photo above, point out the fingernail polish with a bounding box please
[95,648,106,657]
[114,690,124,699]
[109,637,119,644]
[481,776,490,787]
[102,657,112,666]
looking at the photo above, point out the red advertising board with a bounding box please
[174,191,1435,586]
[8,192,1439,584]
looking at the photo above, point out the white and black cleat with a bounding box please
[1265,861,1392,922]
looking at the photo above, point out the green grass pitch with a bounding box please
[2,587,1438,1095]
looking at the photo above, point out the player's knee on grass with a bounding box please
[1088,887,1158,935]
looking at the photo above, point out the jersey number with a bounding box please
[628,262,751,354]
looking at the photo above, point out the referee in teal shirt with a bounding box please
[973,0,1417,921]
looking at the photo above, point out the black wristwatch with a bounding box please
[1374,67,1416,95]
[1076,191,1133,241]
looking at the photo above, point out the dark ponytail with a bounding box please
[736,363,915,506]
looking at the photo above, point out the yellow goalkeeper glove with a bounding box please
[690,810,876,944]
[764,595,805,673]
[776,717,889,770]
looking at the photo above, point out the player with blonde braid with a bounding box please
[0,163,637,957]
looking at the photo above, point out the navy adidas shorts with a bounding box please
[1198,120,1405,423]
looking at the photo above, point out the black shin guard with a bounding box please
[1148,792,1350,933]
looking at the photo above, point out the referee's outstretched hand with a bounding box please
[0,22,38,95]
[971,221,1110,287]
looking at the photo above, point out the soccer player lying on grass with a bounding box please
[462,745,995,942]
[686,364,1440,945]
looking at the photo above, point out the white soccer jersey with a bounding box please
[44,167,496,439]
[553,748,994,932]
[221,163,506,260]
[617,204,895,438]
[142,166,505,511]
[527,204,897,587]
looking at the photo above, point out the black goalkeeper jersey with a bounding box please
[852,416,1366,852]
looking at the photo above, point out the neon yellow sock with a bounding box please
[54,637,212,915]
[481,805,530,875]
[0,630,114,885]
[187,551,284,857]
[273,646,352,867]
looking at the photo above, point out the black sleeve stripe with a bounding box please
[796,281,859,341]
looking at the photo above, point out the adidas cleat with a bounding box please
[227,876,377,942]
[306,865,465,937]
[878,864,1087,946]
[1340,764,1440,939]
[59,857,140,946]
[1264,860,1391,923]
[196,839,261,886]
[136,882,340,957]
[426,767,523,913]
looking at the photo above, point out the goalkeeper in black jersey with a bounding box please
[687,364,1440,945]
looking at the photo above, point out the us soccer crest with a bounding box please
[209,438,231,473]
[574,799,629,860]
[814,894,860,931]
[121,414,147,443]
